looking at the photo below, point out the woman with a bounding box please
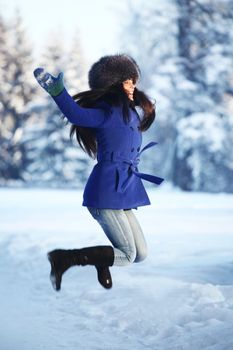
[34,53,164,291]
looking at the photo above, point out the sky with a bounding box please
[2,0,128,65]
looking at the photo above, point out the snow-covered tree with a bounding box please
[119,0,233,193]
[175,113,233,192]
[172,0,233,192]
[0,11,35,184]
[22,31,92,188]
[0,15,10,181]
[120,0,178,90]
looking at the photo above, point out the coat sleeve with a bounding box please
[52,88,109,128]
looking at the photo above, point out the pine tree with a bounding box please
[23,32,92,188]
[173,0,233,192]
[23,36,69,186]
[119,0,233,193]
[0,14,10,182]
[0,11,35,184]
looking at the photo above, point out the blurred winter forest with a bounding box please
[0,0,233,192]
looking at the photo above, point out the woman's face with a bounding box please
[122,79,136,101]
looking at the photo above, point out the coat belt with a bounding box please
[98,141,164,193]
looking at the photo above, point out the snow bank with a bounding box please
[0,188,233,350]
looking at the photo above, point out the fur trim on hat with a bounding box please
[88,53,141,90]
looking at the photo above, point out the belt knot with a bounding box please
[97,141,164,193]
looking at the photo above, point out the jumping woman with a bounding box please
[33,53,164,291]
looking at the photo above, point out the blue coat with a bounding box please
[53,88,164,209]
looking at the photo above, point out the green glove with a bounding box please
[33,68,64,97]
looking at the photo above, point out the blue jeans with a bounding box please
[87,207,147,266]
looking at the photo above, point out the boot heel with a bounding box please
[95,266,113,289]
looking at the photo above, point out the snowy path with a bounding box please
[0,188,233,350]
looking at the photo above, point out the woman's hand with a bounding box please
[33,68,64,97]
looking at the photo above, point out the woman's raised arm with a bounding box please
[33,68,108,128]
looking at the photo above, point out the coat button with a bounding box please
[131,148,135,152]
[137,147,140,151]
[130,126,134,131]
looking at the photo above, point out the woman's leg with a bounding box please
[87,207,137,266]
[124,209,148,262]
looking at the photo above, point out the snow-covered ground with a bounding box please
[0,186,233,350]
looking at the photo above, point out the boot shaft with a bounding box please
[49,246,114,269]
[79,246,114,267]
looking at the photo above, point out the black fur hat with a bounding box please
[88,53,141,90]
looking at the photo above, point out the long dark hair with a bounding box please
[62,83,156,159]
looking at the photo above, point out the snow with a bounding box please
[176,113,225,155]
[0,187,233,349]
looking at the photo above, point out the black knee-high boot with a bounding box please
[47,246,114,291]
